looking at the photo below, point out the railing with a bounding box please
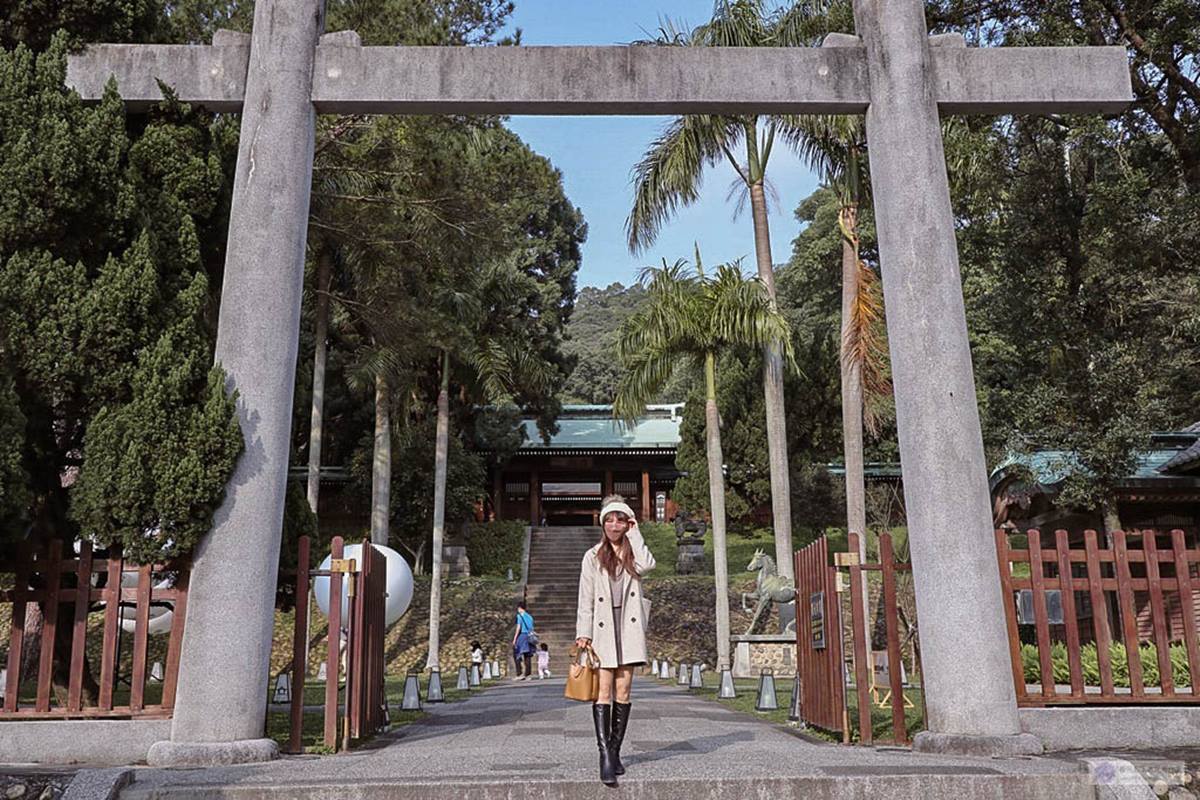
[1,541,188,719]
[793,536,845,735]
[348,537,387,739]
[288,535,388,753]
[996,528,1200,705]
[844,531,916,744]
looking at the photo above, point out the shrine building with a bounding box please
[489,404,684,526]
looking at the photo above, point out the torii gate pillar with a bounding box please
[851,0,1041,755]
[147,0,325,766]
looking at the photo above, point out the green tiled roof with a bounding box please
[519,405,681,450]
[826,462,903,480]
[990,425,1200,489]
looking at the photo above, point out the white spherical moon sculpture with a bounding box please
[313,543,413,627]
[118,572,175,635]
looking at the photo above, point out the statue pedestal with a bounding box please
[442,545,470,578]
[731,634,796,679]
[675,542,706,574]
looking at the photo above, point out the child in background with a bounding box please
[471,641,484,670]
[537,642,551,679]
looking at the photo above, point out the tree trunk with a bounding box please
[839,204,871,619]
[20,602,44,681]
[704,352,732,670]
[370,375,391,546]
[1101,500,1123,538]
[20,576,100,706]
[426,352,450,671]
[1097,498,1124,645]
[748,180,793,583]
[306,249,333,515]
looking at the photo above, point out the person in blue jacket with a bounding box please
[511,600,535,680]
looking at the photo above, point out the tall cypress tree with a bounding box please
[0,38,241,562]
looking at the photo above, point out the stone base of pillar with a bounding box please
[442,545,471,578]
[147,738,279,767]
[912,731,1042,757]
[675,542,705,574]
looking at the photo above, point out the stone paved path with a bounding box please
[120,677,1098,799]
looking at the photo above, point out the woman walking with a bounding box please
[511,601,535,680]
[575,495,656,786]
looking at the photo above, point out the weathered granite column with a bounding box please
[851,0,1040,755]
[149,0,325,766]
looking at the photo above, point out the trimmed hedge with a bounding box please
[1020,641,1193,689]
[465,520,526,578]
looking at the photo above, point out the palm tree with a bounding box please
[625,0,823,580]
[423,262,559,672]
[614,249,795,669]
[787,115,891,582]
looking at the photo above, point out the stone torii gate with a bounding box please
[67,0,1129,765]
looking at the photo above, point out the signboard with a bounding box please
[810,591,826,650]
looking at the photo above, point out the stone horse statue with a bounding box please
[741,549,796,635]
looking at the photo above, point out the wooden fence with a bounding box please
[348,538,387,738]
[1,541,188,719]
[288,535,388,753]
[996,528,1200,705]
[793,536,844,734]
[844,531,915,744]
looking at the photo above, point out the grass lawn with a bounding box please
[266,671,499,753]
[642,523,911,580]
[649,667,924,745]
[8,679,166,707]
[642,523,815,580]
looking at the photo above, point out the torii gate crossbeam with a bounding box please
[69,33,1127,116]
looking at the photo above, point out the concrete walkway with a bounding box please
[119,678,1101,799]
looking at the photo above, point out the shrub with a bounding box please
[1079,643,1100,685]
[1171,643,1193,688]
[1023,640,1193,689]
[1021,643,1040,683]
[465,520,526,578]
[1138,643,1160,687]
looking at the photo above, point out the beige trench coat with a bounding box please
[575,527,656,668]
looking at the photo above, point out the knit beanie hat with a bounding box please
[599,500,636,522]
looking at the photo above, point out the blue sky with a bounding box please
[501,0,820,289]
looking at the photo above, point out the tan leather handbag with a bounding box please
[564,644,600,702]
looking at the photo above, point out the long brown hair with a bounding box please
[597,494,639,578]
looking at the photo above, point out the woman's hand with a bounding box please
[575,637,591,650]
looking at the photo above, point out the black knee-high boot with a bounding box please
[610,701,631,775]
[591,703,618,786]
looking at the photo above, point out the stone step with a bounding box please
[120,769,1093,799]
